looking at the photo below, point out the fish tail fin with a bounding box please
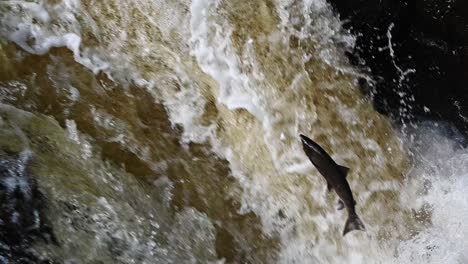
[343,213,365,236]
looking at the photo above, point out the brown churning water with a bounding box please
[2,0,460,263]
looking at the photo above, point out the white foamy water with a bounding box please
[1,0,468,263]
[324,124,468,264]
[392,126,468,264]
[0,0,109,73]
[187,0,405,262]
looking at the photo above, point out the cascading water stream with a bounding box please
[0,0,467,263]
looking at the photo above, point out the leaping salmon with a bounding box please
[300,134,365,236]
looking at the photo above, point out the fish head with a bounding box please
[299,134,322,156]
[299,134,312,146]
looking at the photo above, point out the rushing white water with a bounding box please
[1,0,467,263]
[393,125,468,264]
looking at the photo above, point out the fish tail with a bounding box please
[343,212,365,236]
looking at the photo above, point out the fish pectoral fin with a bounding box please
[327,182,333,192]
[338,165,350,177]
[336,200,345,210]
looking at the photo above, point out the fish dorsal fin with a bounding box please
[338,165,350,177]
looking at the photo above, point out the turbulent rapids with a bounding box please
[0,0,467,263]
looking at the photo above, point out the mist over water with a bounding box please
[0,0,466,263]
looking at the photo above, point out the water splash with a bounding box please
[1,0,465,263]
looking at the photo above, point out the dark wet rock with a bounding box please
[328,0,468,135]
[0,151,57,263]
